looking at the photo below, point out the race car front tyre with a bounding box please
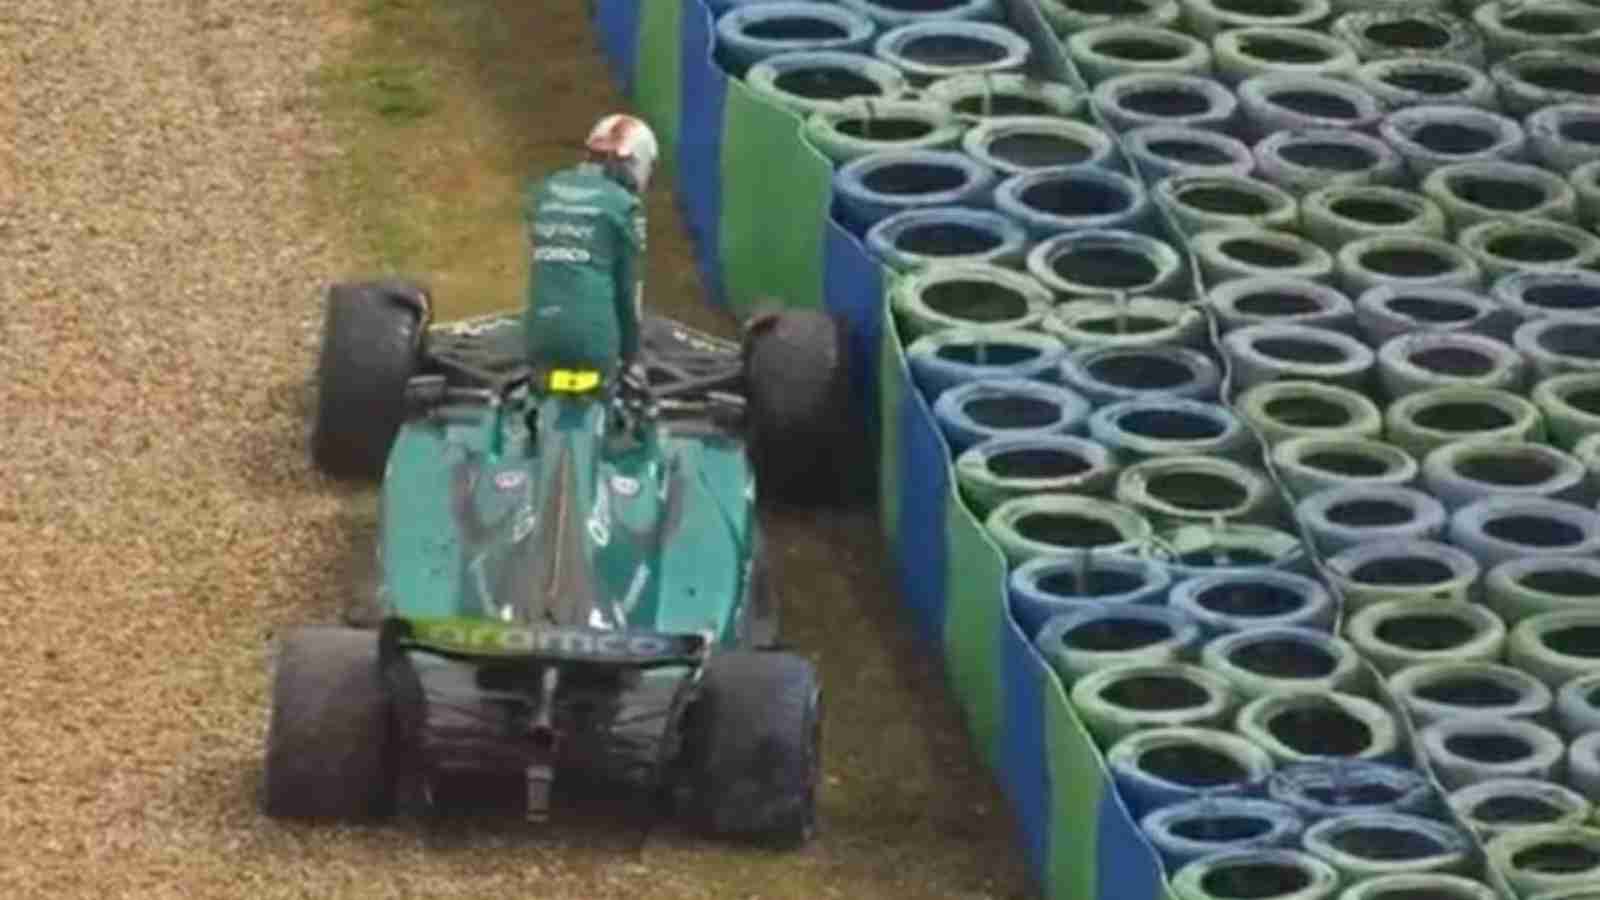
[310,279,428,481]
[685,650,822,849]
[743,307,856,504]
[263,626,396,821]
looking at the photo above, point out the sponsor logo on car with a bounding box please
[405,617,699,661]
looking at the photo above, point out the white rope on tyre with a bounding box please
[745,50,908,118]
[1115,454,1282,527]
[803,98,969,165]
[921,72,1084,122]
[1149,521,1310,580]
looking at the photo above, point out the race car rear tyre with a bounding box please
[310,279,428,481]
[686,650,821,849]
[263,626,396,820]
[743,307,854,505]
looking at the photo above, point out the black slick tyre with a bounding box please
[263,626,396,821]
[310,279,429,481]
[743,306,855,505]
[685,650,822,849]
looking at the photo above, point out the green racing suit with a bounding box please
[522,162,644,380]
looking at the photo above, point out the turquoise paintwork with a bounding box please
[379,380,757,648]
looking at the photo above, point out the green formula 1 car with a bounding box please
[263,279,852,848]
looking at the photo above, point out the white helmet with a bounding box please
[586,114,659,193]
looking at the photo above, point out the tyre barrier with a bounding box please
[1026,228,1187,297]
[1065,24,1213,82]
[1038,0,1182,37]
[1206,276,1354,334]
[961,115,1119,176]
[1377,105,1527,179]
[1236,379,1384,446]
[1343,598,1507,675]
[1353,285,1500,346]
[889,261,1051,335]
[1299,812,1473,880]
[804,98,970,165]
[1070,661,1238,744]
[835,0,1004,27]
[1157,173,1300,235]
[1200,627,1364,699]
[1007,549,1171,638]
[833,148,999,232]
[993,165,1152,238]
[1193,227,1337,286]
[1569,730,1600,799]
[1180,0,1332,42]
[1169,570,1335,636]
[1536,369,1600,445]
[1088,396,1251,460]
[1300,184,1448,250]
[1235,690,1402,765]
[1349,57,1497,112]
[1035,604,1202,681]
[1508,610,1600,689]
[1294,484,1448,555]
[1336,874,1500,900]
[1269,435,1418,499]
[1419,715,1567,790]
[1570,160,1600,228]
[1527,103,1600,175]
[1320,539,1481,611]
[955,432,1121,514]
[922,71,1084,121]
[1556,671,1600,737]
[1253,129,1405,196]
[655,0,1600,896]
[1212,26,1359,86]
[1333,233,1483,297]
[1420,439,1589,510]
[1485,826,1600,898]
[1470,0,1600,61]
[1125,124,1258,181]
[1329,9,1485,67]
[985,492,1155,565]
[1383,386,1544,459]
[714,2,878,72]
[1116,454,1279,526]
[1222,321,1374,391]
[1420,160,1579,232]
[1374,331,1526,398]
[744,50,908,117]
[1105,725,1277,817]
[1387,661,1555,729]
[931,377,1092,451]
[1516,316,1600,380]
[1496,270,1600,327]
[1485,555,1600,627]
[1167,848,1341,900]
[1061,343,1223,405]
[1448,777,1593,839]
[1236,74,1383,140]
[905,326,1066,397]
[1491,50,1600,118]
[1140,797,1306,870]
[1265,759,1435,820]
[872,20,1034,86]
[1044,295,1209,351]
[1091,72,1241,133]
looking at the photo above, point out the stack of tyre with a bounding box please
[708,0,1600,897]
[1044,0,1600,896]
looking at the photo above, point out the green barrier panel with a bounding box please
[718,82,832,315]
[943,490,1006,773]
[633,0,682,172]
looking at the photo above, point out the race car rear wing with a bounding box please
[380,616,711,668]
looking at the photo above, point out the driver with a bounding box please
[522,113,657,385]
